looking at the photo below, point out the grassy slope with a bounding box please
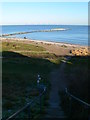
[61,56,89,118]
[2,41,62,118]
[2,42,46,51]
[65,57,89,102]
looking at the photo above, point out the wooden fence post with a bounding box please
[28,105,31,120]
[69,97,72,117]
[40,95,42,113]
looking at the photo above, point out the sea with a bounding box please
[1,25,88,46]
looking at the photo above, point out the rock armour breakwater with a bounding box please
[0,28,69,37]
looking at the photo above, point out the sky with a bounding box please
[1,2,88,25]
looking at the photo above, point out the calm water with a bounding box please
[1,25,88,46]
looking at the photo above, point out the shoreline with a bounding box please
[1,37,88,56]
[0,37,87,48]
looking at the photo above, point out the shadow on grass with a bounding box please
[2,51,90,119]
[59,55,90,119]
[2,50,56,73]
[2,51,57,118]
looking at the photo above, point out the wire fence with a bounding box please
[65,88,90,119]
[3,74,46,120]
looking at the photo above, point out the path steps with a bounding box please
[44,96,67,119]
[43,61,67,119]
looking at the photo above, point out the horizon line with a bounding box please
[0,24,88,26]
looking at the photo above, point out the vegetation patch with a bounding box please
[2,41,46,52]
[2,41,62,119]
[60,56,89,119]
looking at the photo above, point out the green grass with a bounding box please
[60,56,89,118]
[2,41,62,119]
[64,56,88,101]
[2,42,46,51]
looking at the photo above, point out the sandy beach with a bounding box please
[0,37,88,56]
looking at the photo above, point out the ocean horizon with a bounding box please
[1,25,88,46]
